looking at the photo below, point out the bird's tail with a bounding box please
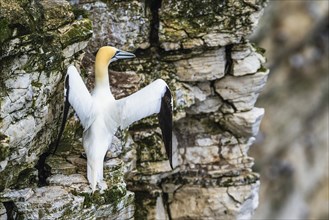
[87,158,104,192]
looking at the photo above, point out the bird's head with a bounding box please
[95,46,135,66]
[94,46,135,87]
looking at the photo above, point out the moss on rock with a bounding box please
[0,0,92,191]
[58,19,92,48]
[0,18,12,43]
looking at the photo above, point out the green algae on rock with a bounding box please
[0,0,91,192]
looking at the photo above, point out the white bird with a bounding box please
[54,46,173,192]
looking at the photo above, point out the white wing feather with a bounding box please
[67,65,95,130]
[117,79,168,129]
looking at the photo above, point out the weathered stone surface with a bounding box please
[168,182,260,220]
[187,96,223,114]
[179,145,220,165]
[182,38,204,50]
[174,48,226,81]
[66,155,87,173]
[0,0,69,43]
[0,132,135,219]
[139,161,172,175]
[231,43,266,76]
[159,0,266,50]
[215,70,269,111]
[0,0,92,191]
[178,81,221,115]
[46,156,77,175]
[14,186,85,219]
[0,188,34,203]
[96,190,135,220]
[221,108,265,137]
[73,0,150,66]
[47,174,88,186]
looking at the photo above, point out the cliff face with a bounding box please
[0,0,92,191]
[0,0,94,218]
[0,0,268,219]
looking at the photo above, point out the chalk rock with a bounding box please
[39,0,75,31]
[174,48,226,81]
[187,96,223,114]
[159,0,265,50]
[77,0,150,52]
[220,108,265,137]
[139,161,172,175]
[46,174,88,187]
[0,0,92,190]
[231,43,266,76]
[13,186,84,219]
[175,82,215,113]
[46,156,77,176]
[169,182,260,220]
[215,70,269,111]
[182,38,205,49]
[0,188,34,203]
[179,145,220,165]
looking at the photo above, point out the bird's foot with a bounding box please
[98,180,108,193]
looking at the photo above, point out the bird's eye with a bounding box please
[114,50,120,57]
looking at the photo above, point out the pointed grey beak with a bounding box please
[115,50,135,60]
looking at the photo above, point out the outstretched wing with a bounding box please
[116,79,173,168]
[53,65,94,154]
[64,66,95,129]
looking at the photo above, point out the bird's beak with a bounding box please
[115,50,136,60]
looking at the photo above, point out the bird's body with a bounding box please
[83,90,117,190]
[55,46,172,192]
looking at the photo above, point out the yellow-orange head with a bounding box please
[94,46,135,87]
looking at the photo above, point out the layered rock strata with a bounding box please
[0,0,135,217]
[72,0,268,219]
[0,0,268,219]
[0,0,91,190]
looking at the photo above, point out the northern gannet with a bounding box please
[54,46,173,191]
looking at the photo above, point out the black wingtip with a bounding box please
[53,74,70,155]
[158,87,173,170]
